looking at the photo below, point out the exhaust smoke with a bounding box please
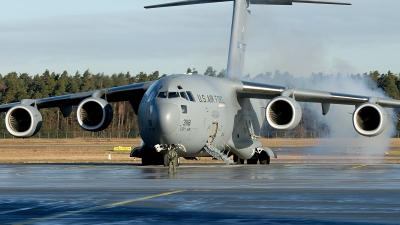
[253,71,397,162]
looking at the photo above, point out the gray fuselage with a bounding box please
[138,74,263,158]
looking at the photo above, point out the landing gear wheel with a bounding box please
[142,156,154,165]
[233,155,245,164]
[163,154,169,167]
[247,159,258,164]
[259,151,270,165]
[142,153,164,166]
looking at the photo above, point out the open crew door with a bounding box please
[207,122,218,144]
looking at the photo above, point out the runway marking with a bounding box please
[222,184,253,189]
[192,184,253,191]
[65,165,97,169]
[13,190,185,225]
[0,207,32,215]
[351,165,367,169]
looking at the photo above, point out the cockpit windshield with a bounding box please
[180,92,188,100]
[156,90,195,102]
[168,92,180,98]
[186,91,195,102]
[157,92,167,98]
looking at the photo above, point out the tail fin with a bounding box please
[145,0,351,78]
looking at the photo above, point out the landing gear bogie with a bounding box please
[141,153,164,166]
[233,155,245,164]
[258,151,270,165]
[246,158,258,164]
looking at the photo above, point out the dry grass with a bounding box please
[260,138,400,147]
[0,138,141,163]
[0,138,399,163]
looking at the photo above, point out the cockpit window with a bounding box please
[181,105,187,113]
[157,91,192,100]
[157,92,167,98]
[180,92,188,100]
[186,91,195,102]
[168,92,180,98]
[147,91,157,102]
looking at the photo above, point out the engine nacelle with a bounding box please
[353,103,387,137]
[266,96,302,130]
[77,97,113,131]
[5,105,42,138]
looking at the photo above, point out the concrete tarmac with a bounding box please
[1,163,400,225]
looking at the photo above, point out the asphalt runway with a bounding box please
[1,163,400,225]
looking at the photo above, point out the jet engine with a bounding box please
[5,105,42,138]
[353,103,387,137]
[77,97,113,131]
[266,96,302,130]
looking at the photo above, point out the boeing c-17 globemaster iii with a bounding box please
[1,0,399,168]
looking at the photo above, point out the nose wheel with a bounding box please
[164,153,180,167]
[155,144,185,173]
[166,148,178,173]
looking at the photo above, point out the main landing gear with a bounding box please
[233,151,271,165]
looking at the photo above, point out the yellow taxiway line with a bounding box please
[351,165,367,169]
[14,190,185,225]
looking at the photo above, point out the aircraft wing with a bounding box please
[236,80,400,136]
[0,81,153,114]
[236,80,400,108]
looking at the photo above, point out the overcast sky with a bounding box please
[1,0,399,77]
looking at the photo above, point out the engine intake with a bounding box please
[266,96,302,130]
[353,103,387,137]
[77,97,113,131]
[5,105,42,138]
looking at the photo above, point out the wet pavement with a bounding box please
[0,163,399,224]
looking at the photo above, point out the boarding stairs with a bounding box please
[204,143,233,165]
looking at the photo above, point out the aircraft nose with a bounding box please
[156,103,180,135]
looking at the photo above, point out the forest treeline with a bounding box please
[0,69,167,136]
[0,67,399,137]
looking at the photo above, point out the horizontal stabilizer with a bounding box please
[251,0,351,5]
[144,0,231,9]
[145,0,351,9]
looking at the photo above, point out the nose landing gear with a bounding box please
[155,144,186,173]
[167,149,178,174]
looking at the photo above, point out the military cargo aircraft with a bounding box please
[1,0,399,167]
